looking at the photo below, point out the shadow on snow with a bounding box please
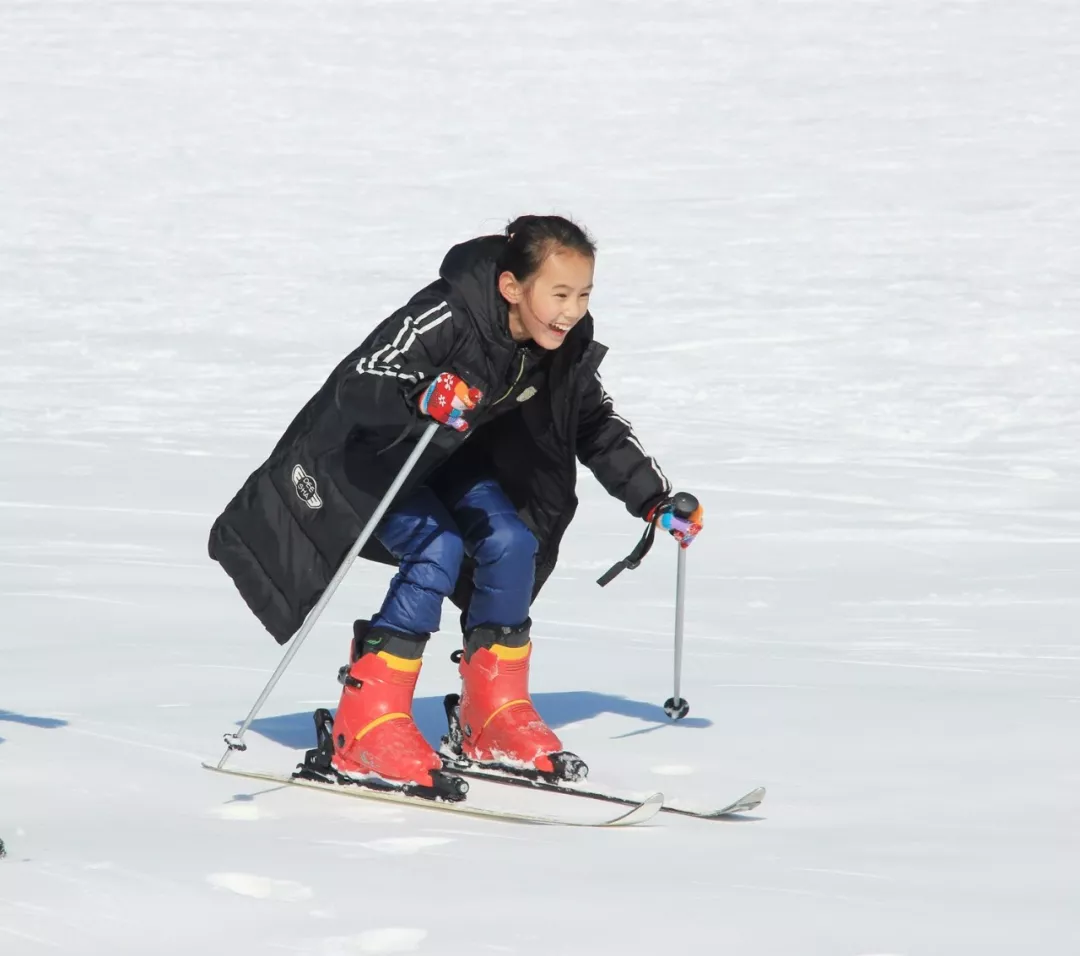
[243,691,712,751]
[0,710,69,745]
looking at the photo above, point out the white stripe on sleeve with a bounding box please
[356,303,449,380]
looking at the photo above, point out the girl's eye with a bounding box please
[555,293,568,299]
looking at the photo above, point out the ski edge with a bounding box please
[201,762,664,828]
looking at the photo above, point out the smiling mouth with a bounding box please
[549,323,570,336]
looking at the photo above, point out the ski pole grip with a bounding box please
[670,491,699,519]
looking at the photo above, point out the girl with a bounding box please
[209,215,703,791]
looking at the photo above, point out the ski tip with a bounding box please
[741,786,766,807]
[657,785,767,821]
[715,786,767,817]
[601,791,665,827]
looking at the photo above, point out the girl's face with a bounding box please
[500,248,595,349]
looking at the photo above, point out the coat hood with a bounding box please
[439,234,509,329]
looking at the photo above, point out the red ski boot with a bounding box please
[453,620,587,782]
[330,622,443,787]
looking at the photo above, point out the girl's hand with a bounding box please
[646,494,704,549]
[419,372,483,432]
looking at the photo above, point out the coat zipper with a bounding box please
[491,351,526,407]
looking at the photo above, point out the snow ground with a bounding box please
[2,1,1079,953]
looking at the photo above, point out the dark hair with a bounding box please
[498,214,596,282]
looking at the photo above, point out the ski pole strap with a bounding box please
[597,518,659,587]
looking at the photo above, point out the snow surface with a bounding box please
[2,1,1079,953]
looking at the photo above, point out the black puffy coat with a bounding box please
[208,235,670,643]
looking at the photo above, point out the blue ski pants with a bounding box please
[370,477,537,636]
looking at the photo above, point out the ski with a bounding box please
[201,762,663,828]
[442,760,765,820]
[438,693,764,821]
[658,786,766,819]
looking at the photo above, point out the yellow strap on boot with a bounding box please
[482,699,532,732]
[377,651,423,672]
[353,711,411,741]
[489,642,530,661]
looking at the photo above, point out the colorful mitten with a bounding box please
[418,372,483,432]
[647,495,704,549]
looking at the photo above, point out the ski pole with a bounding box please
[215,421,441,769]
[663,492,699,720]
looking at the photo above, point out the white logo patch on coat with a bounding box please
[516,385,538,403]
[291,465,323,509]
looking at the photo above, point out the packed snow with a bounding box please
[2,1,1079,953]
